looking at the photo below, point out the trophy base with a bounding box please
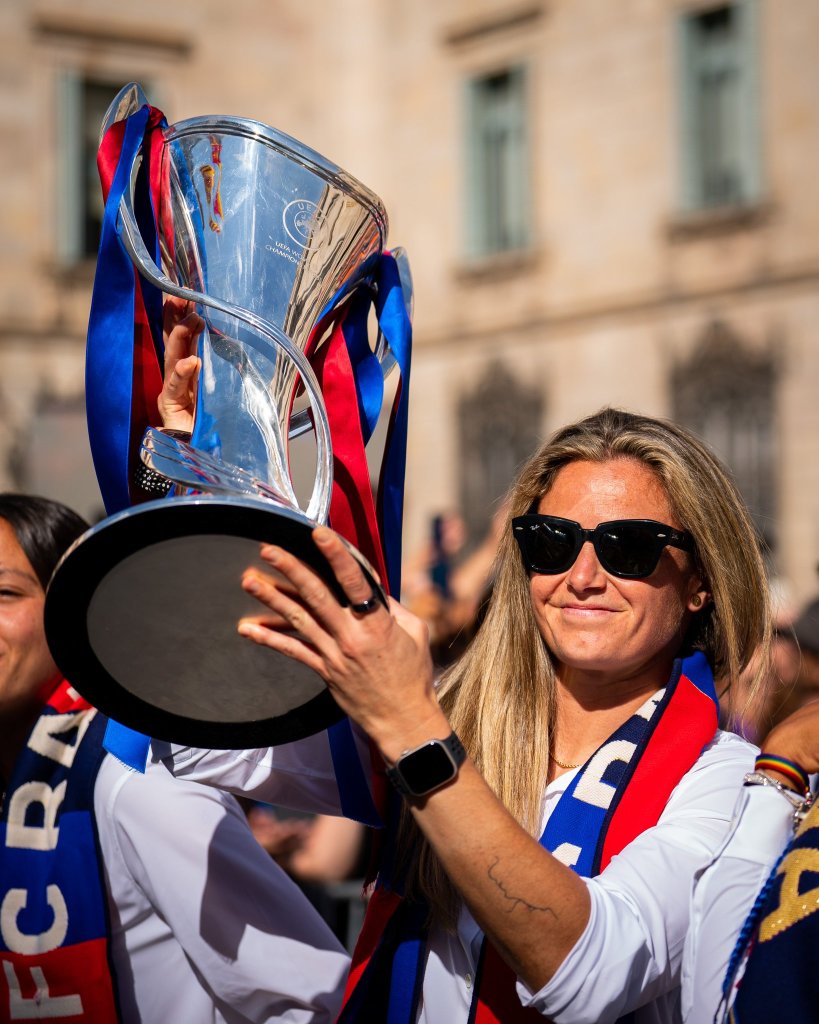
[44,497,384,748]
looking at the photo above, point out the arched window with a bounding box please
[672,320,777,550]
[458,360,543,546]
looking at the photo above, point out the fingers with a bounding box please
[312,527,384,611]
[164,354,199,396]
[238,619,328,679]
[239,564,335,675]
[163,296,204,375]
[164,314,204,375]
[163,296,201,342]
[158,301,203,432]
[237,532,388,678]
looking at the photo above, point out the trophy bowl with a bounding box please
[44,83,410,748]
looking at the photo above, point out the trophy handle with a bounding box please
[287,247,412,440]
[102,82,333,525]
[99,82,150,143]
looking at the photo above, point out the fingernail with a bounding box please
[260,545,280,564]
[243,576,260,595]
[238,622,255,637]
[314,526,332,545]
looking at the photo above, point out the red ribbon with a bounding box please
[309,318,389,590]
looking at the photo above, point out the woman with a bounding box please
[159,407,771,1023]
[0,494,349,1022]
[162,403,769,1019]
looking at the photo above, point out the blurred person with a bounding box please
[249,809,368,885]
[160,407,774,1023]
[248,807,371,950]
[721,633,799,744]
[0,493,349,1023]
[405,506,505,669]
[782,594,819,711]
[727,594,819,743]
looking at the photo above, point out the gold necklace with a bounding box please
[550,752,581,770]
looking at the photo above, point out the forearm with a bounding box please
[376,708,590,990]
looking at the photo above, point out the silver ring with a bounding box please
[350,595,381,616]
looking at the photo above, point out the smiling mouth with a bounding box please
[559,605,619,614]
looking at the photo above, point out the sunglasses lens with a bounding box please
[597,524,659,577]
[527,520,577,573]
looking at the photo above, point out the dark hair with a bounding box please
[0,494,89,588]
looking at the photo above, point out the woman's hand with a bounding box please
[157,295,203,432]
[760,698,819,780]
[237,526,447,761]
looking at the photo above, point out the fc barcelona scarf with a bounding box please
[723,798,819,1023]
[338,652,719,1023]
[0,682,118,1022]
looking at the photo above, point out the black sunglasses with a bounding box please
[512,515,695,580]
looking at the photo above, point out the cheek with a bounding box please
[528,575,560,613]
[630,587,690,645]
[4,609,54,673]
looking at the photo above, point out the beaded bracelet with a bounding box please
[755,753,810,795]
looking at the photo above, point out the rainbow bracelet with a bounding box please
[755,753,810,795]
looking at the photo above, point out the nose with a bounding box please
[566,540,606,591]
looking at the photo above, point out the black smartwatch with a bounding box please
[385,732,466,798]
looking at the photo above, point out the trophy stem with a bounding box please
[118,185,333,524]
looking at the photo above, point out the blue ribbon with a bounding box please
[341,288,385,443]
[373,254,412,597]
[102,719,151,773]
[386,903,427,1024]
[85,105,161,515]
[328,719,383,828]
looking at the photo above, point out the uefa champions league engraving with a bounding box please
[44,83,412,747]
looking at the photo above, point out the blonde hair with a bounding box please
[396,407,773,924]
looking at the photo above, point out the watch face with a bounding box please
[400,741,456,795]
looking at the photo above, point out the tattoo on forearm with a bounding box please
[487,857,557,917]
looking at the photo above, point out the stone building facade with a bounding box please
[1,0,817,609]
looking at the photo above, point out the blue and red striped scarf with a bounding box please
[0,681,118,1021]
[338,652,719,1023]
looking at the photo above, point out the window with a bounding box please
[458,360,542,546]
[57,75,129,264]
[672,321,777,551]
[465,66,530,258]
[677,1,761,210]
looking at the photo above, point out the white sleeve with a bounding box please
[100,756,350,1022]
[681,784,793,1023]
[516,732,756,1024]
[152,725,372,816]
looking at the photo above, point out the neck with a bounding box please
[551,656,675,770]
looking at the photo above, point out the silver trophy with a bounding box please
[45,83,411,747]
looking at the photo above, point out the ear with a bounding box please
[687,581,710,612]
